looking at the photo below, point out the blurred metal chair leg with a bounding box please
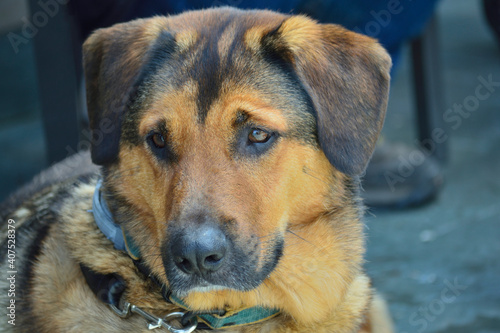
[411,15,447,163]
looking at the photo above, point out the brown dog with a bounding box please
[0,7,392,332]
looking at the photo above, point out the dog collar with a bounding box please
[90,179,281,330]
[92,179,141,259]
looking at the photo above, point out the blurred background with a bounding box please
[0,0,499,332]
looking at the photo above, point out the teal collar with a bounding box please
[92,179,141,258]
[91,179,280,330]
[167,292,280,329]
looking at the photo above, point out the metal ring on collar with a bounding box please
[110,301,198,333]
[162,312,198,333]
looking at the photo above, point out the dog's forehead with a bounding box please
[163,7,286,42]
[146,9,288,109]
[129,8,316,139]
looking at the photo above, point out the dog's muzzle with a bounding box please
[89,179,281,330]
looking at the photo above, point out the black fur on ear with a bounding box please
[83,18,175,165]
[263,15,391,175]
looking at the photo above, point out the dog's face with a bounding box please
[83,8,390,321]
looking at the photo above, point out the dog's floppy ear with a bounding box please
[83,19,170,165]
[263,16,391,175]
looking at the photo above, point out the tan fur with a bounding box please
[363,294,395,333]
[175,30,199,51]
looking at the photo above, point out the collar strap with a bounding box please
[92,179,141,259]
[172,296,280,330]
[91,179,280,330]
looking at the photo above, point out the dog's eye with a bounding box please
[147,131,176,162]
[248,129,271,144]
[236,127,277,157]
[151,133,166,148]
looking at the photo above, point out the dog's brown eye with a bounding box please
[248,129,270,143]
[151,133,166,148]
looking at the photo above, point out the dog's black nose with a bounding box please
[171,223,228,275]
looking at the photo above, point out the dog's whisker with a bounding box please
[302,166,330,186]
[245,107,267,114]
[286,229,315,247]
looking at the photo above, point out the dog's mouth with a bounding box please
[165,276,232,297]
[162,223,284,296]
[187,284,229,293]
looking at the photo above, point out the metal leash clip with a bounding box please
[110,301,198,333]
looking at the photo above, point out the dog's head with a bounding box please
[83,8,390,322]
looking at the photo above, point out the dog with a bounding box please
[0,7,392,332]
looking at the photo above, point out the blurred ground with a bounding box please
[0,0,499,332]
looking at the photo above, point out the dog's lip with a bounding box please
[172,283,230,297]
[189,285,229,293]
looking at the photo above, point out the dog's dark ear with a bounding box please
[83,19,170,165]
[263,16,391,175]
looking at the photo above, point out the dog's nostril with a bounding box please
[205,254,222,264]
[177,258,193,273]
[197,250,225,274]
[173,249,226,275]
